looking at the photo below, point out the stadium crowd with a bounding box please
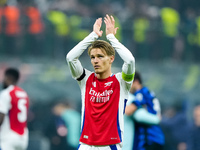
[0,0,200,61]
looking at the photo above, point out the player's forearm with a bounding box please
[125,103,138,116]
[66,32,98,79]
[133,108,160,125]
[66,32,98,62]
[106,34,135,75]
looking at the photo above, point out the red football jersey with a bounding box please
[0,85,29,139]
[78,71,129,145]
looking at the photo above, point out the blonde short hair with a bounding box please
[88,40,115,56]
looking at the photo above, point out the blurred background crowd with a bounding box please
[0,0,200,150]
[0,0,200,61]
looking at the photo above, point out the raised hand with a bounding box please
[104,14,119,36]
[93,18,103,37]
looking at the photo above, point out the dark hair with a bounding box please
[134,71,142,84]
[88,40,115,56]
[5,68,20,83]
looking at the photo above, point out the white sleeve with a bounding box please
[0,91,11,114]
[106,34,135,76]
[133,108,160,125]
[66,32,98,79]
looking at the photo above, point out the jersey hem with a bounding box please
[79,140,121,146]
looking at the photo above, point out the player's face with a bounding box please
[130,81,137,93]
[90,48,114,75]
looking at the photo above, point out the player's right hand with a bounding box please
[93,18,103,37]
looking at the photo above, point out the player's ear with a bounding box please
[110,55,115,64]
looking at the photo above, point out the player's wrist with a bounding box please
[106,33,115,39]
[90,31,99,38]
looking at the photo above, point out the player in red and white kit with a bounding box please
[0,68,29,150]
[66,15,135,150]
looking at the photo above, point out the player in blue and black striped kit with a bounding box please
[125,71,165,150]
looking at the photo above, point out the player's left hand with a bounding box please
[104,14,119,36]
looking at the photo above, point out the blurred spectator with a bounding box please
[0,5,4,33]
[53,101,81,150]
[160,7,180,58]
[173,35,185,61]
[132,16,150,59]
[0,0,7,6]
[161,99,189,150]
[23,3,44,56]
[123,93,161,150]
[44,105,68,150]
[187,15,200,62]
[46,9,70,57]
[3,5,20,35]
[187,104,200,150]
[47,10,69,37]
[68,14,90,42]
[25,6,43,35]
[0,5,3,51]
[1,4,21,55]
[125,71,165,150]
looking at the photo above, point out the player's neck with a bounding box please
[96,70,112,79]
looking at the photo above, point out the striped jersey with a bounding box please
[132,87,165,149]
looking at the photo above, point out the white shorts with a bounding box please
[0,139,28,150]
[0,128,28,150]
[78,142,122,150]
